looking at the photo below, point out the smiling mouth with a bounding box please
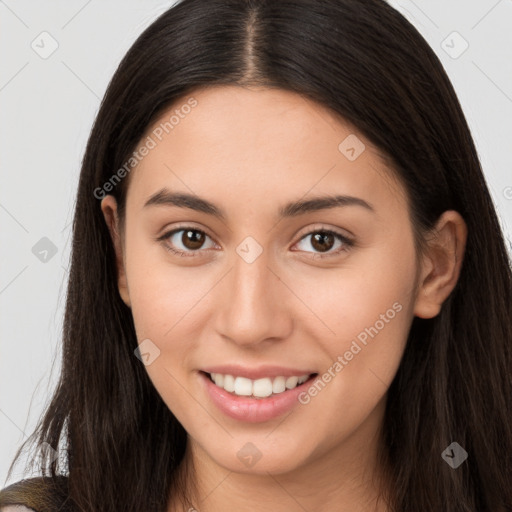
[201,371,318,399]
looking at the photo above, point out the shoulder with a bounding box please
[0,476,70,512]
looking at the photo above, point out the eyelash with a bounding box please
[156,225,354,259]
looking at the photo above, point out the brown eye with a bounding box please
[294,229,353,258]
[310,232,336,253]
[158,227,217,257]
[180,229,206,250]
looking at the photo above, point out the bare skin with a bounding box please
[101,85,467,512]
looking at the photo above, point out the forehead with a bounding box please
[127,85,407,215]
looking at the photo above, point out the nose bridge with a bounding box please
[214,239,291,346]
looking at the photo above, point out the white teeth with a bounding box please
[297,375,308,385]
[213,373,224,387]
[285,376,299,389]
[253,378,273,398]
[223,374,235,392]
[208,372,312,398]
[272,376,286,394]
[234,376,253,396]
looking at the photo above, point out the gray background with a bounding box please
[1,0,511,486]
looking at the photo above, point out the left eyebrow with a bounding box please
[143,188,375,220]
[278,195,375,217]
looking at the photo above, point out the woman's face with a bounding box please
[102,85,423,476]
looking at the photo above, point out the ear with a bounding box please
[100,195,131,308]
[413,210,467,319]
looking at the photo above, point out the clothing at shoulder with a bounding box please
[1,506,36,512]
[0,476,70,512]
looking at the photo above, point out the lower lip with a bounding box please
[199,371,316,423]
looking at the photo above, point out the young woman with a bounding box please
[1,0,511,511]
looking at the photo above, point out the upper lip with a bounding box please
[201,365,317,380]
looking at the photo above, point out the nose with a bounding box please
[213,246,293,348]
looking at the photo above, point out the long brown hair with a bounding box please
[4,1,512,510]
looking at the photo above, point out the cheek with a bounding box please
[124,253,204,416]
[123,239,217,400]
[283,253,416,452]
[295,233,416,342]
[290,230,417,398]
[123,230,201,338]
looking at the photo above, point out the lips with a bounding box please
[198,366,318,422]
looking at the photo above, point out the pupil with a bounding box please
[312,232,334,252]
[183,230,204,250]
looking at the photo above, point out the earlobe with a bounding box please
[413,210,467,319]
[100,195,131,308]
